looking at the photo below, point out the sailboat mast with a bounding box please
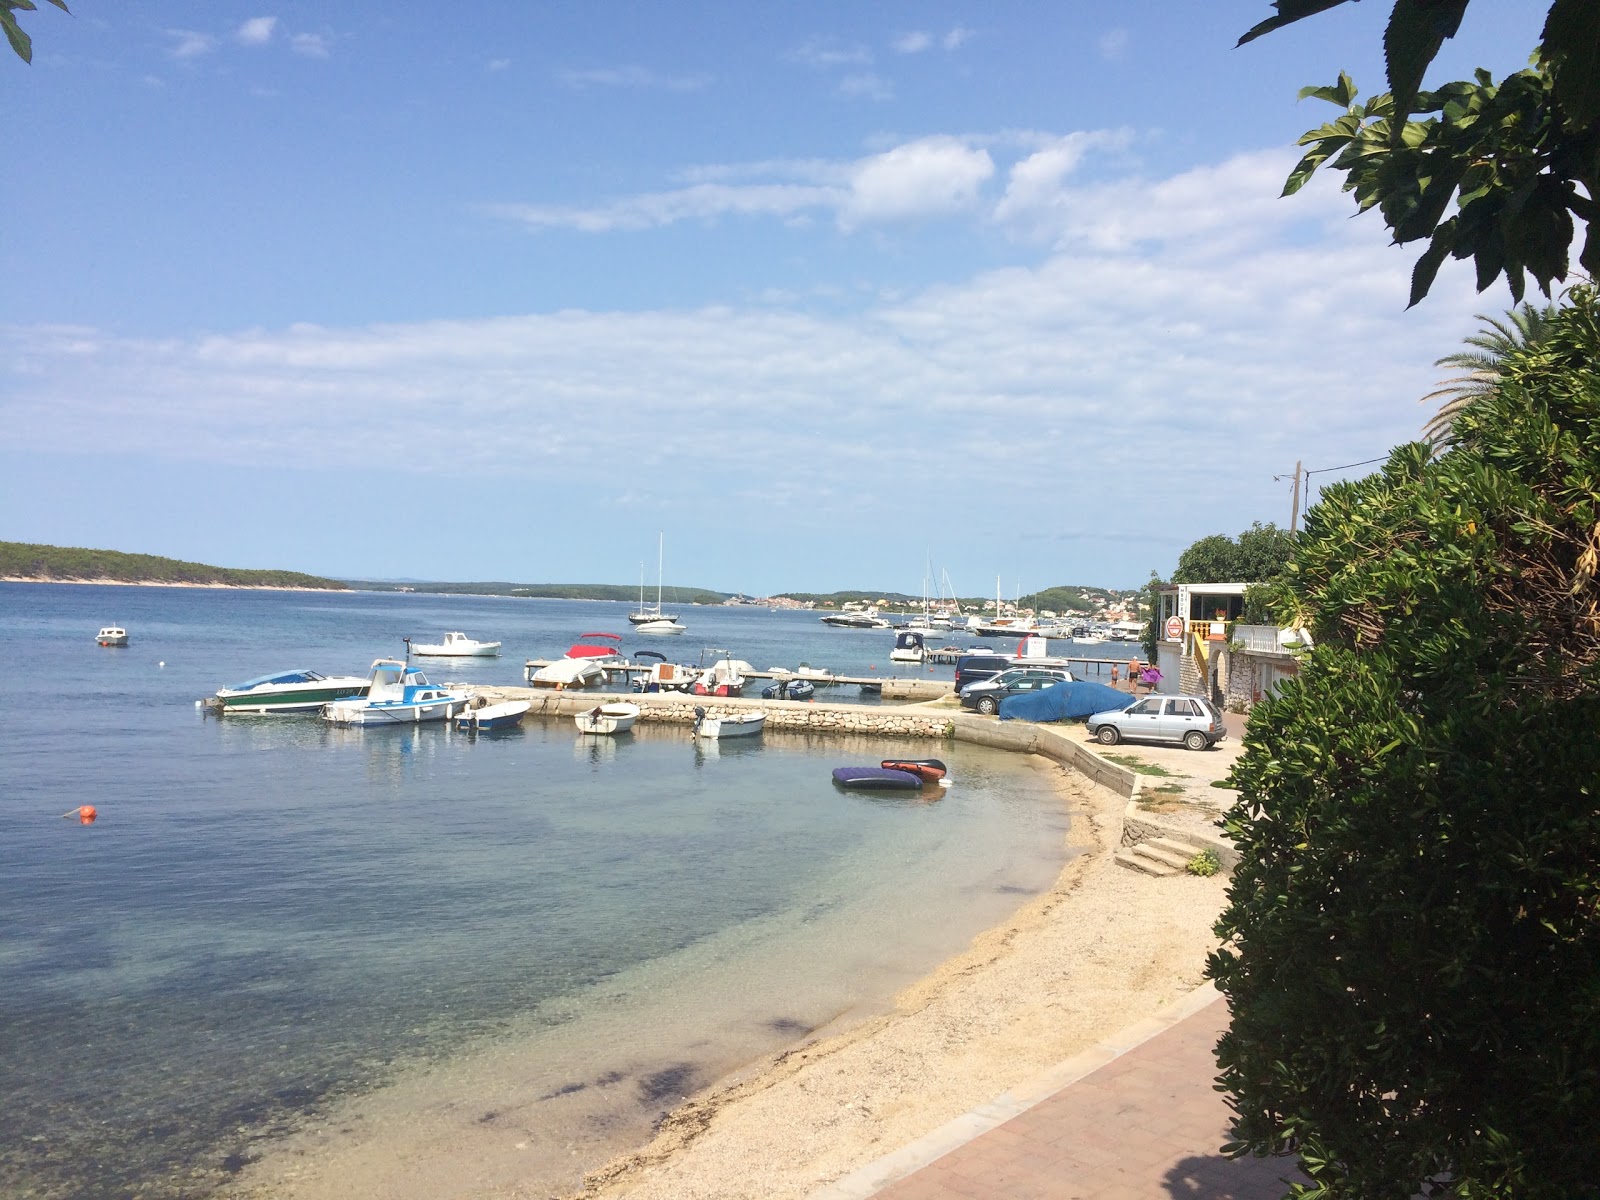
[657,531,664,610]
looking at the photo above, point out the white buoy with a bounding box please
[158,661,165,668]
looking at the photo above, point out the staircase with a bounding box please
[1115,837,1208,877]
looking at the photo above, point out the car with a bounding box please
[1085,693,1227,751]
[959,667,1074,716]
[952,653,1015,694]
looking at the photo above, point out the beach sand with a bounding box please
[562,765,1227,1200]
[228,756,1227,1200]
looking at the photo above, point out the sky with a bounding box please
[1,1,1551,594]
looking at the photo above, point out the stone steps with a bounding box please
[1116,836,1206,877]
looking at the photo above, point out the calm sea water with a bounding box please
[0,585,1076,1199]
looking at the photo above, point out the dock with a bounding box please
[522,660,954,701]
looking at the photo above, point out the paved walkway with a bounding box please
[813,987,1304,1200]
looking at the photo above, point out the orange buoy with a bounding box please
[62,805,97,824]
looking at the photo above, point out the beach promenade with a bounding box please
[815,985,1304,1200]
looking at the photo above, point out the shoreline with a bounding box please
[567,765,1226,1200]
[0,576,347,592]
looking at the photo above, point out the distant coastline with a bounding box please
[0,541,349,591]
[0,575,338,592]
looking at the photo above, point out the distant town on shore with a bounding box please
[1,541,1145,621]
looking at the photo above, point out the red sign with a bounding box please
[1164,616,1183,641]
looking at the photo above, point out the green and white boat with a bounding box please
[211,668,371,714]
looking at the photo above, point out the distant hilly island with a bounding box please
[0,541,1135,611]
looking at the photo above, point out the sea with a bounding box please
[0,584,1080,1199]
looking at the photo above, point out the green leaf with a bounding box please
[1,11,33,63]
[1298,71,1358,107]
[1238,0,1357,48]
[1409,224,1455,308]
[1382,0,1470,129]
[1541,0,1600,128]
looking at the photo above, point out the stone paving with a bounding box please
[815,988,1305,1200]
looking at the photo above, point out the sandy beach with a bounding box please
[565,763,1227,1200]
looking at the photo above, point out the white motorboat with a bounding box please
[530,632,624,688]
[456,699,531,731]
[407,631,502,657]
[322,660,470,725]
[211,668,371,714]
[575,702,641,735]
[692,707,766,739]
[889,630,926,663]
[633,618,687,636]
[96,626,129,646]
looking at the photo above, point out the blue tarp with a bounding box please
[998,680,1130,723]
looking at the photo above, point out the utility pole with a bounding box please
[1289,460,1303,532]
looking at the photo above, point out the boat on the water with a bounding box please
[407,631,502,657]
[761,678,816,700]
[322,660,470,725]
[690,649,748,697]
[456,699,531,731]
[628,534,682,627]
[820,608,891,629]
[692,708,765,739]
[633,618,687,636]
[889,630,926,664]
[96,626,129,647]
[831,766,924,790]
[880,757,947,782]
[575,702,641,736]
[630,650,693,693]
[211,668,371,714]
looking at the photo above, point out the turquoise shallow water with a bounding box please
[0,585,1073,1199]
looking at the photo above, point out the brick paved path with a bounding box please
[816,989,1304,1200]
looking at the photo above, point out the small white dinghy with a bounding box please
[692,707,766,739]
[456,699,531,731]
[575,702,641,736]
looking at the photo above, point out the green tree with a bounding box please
[1208,286,1600,1198]
[1241,1,1600,305]
[1173,523,1295,584]
[1419,302,1558,447]
[2,0,68,63]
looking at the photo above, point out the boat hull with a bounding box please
[575,703,641,735]
[831,767,923,790]
[456,700,531,731]
[410,644,501,657]
[323,692,469,725]
[216,682,371,713]
[692,711,766,739]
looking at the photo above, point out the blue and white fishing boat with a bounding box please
[761,678,816,700]
[322,660,470,726]
[455,699,532,732]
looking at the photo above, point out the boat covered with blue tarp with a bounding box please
[998,680,1130,723]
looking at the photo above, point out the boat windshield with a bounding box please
[229,669,320,690]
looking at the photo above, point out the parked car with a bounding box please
[952,653,1015,694]
[959,666,1074,715]
[1085,693,1227,751]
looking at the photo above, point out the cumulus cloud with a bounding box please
[943,27,972,50]
[237,17,277,46]
[291,32,330,58]
[838,137,994,228]
[894,31,932,54]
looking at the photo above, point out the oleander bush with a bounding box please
[1207,287,1600,1198]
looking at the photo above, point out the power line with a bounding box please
[1306,455,1388,476]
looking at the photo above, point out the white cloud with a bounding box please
[487,58,510,72]
[237,17,277,46]
[837,73,893,101]
[790,37,872,69]
[291,32,330,59]
[893,31,933,54]
[557,65,709,91]
[942,27,972,50]
[166,29,217,59]
[1098,28,1129,61]
[839,137,994,228]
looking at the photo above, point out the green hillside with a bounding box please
[0,542,349,590]
[346,580,730,603]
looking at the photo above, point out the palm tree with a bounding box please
[1420,303,1558,448]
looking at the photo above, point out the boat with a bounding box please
[761,678,816,700]
[211,668,371,714]
[692,707,766,739]
[819,607,892,629]
[889,630,926,664]
[628,534,682,626]
[690,648,748,697]
[831,766,924,791]
[633,618,687,636]
[455,699,531,731]
[407,632,502,657]
[530,632,624,689]
[795,664,833,680]
[321,660,470,725]
[880,757,947,782]
[630,650,694,693]
[96,626,129,647]
[575,701,641,735]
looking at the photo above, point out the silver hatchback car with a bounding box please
[1085,693,1226,751]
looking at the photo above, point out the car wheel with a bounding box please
[1183,730,1209,751]
[977,696,999,716]
[1095,725,1120,746]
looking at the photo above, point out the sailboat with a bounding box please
[629,533,685,633]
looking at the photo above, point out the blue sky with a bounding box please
[1,1,1548,593]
